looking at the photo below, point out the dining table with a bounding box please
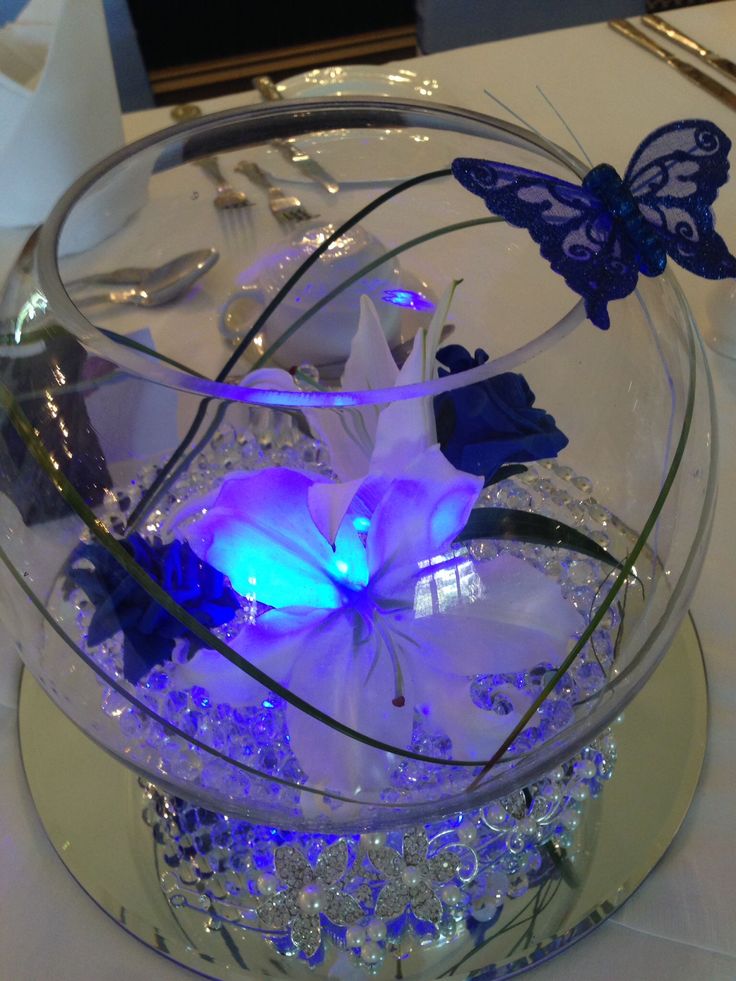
[2,2,736,978]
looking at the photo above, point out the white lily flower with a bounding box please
[175,285,579,801]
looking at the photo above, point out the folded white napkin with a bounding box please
[0,0,124,227]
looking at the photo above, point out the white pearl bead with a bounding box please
[256,872,278,896]
[360,831,386,849]
[470,897,498,921]
[297,882,325,914]
[401,865,423,889]
[517,817,538,837]
[457,819,478,845]
[366,917,386,942]
[440,884,463,906]
[575,759,597,780]
[345,925,365,949]
[561,809,580,830]
[485,803,506,827]
[570,782,590,801]
[360,940,382,965]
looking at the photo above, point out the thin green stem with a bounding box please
[96,326,207,378]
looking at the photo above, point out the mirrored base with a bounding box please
[18,615,707,980]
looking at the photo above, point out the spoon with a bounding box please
[71,248,219,308]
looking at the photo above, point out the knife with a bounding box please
[253,75,340,194]
[641,13,736,86]
[609,19,736,112]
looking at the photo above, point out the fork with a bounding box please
[235,161,316,223]
[195,156,253,210]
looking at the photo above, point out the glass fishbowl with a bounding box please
[0,97,717,976]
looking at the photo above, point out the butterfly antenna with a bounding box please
[483,87,543,137]
[536,85,593,167]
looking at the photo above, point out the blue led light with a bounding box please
[334,559,349,576]
[380,288,435,312]
[353,515,371,533]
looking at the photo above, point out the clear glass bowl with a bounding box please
[0,99,717,832]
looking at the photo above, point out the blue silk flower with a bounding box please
[69,534,241,685]
[434,344,568,484]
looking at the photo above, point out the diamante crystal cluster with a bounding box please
[145,726,615,969]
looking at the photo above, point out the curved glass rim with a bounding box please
[36,97,589,409]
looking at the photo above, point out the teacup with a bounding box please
[219,222,436,377]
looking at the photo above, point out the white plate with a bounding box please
[260,66,452,185]
[277,65,442,100]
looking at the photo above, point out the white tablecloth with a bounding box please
[2,3,736,978]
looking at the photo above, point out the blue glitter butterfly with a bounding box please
[452,119,736,329]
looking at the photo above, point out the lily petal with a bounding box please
[370,330,435,480]
[341,295,400,393]
[398,553,580,675]
[171,626,289,708]
[369,281,458,480]
[243,365,373,482]
[470,552,582,640]
[180,469,366,608]
[305,405,376,482]
[368,446,482,595]
[285,611,416,797]
[308,476,365,546]
[304,295,402,485]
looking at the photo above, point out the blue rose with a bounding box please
[433,345,568,484]
[69,534,242,685]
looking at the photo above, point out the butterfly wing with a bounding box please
[624,119,736,279]
[452,159,639,329]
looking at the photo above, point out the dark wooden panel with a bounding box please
[128,0,416,70]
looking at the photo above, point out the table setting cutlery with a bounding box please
[170,103,204,123]
[69,246,219,308]
[194,156,253,210]
[66,247,218,290]
[234,161,317,224]
[641,13,736,84]
[608,19,736,111]
[253,75,340,194]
